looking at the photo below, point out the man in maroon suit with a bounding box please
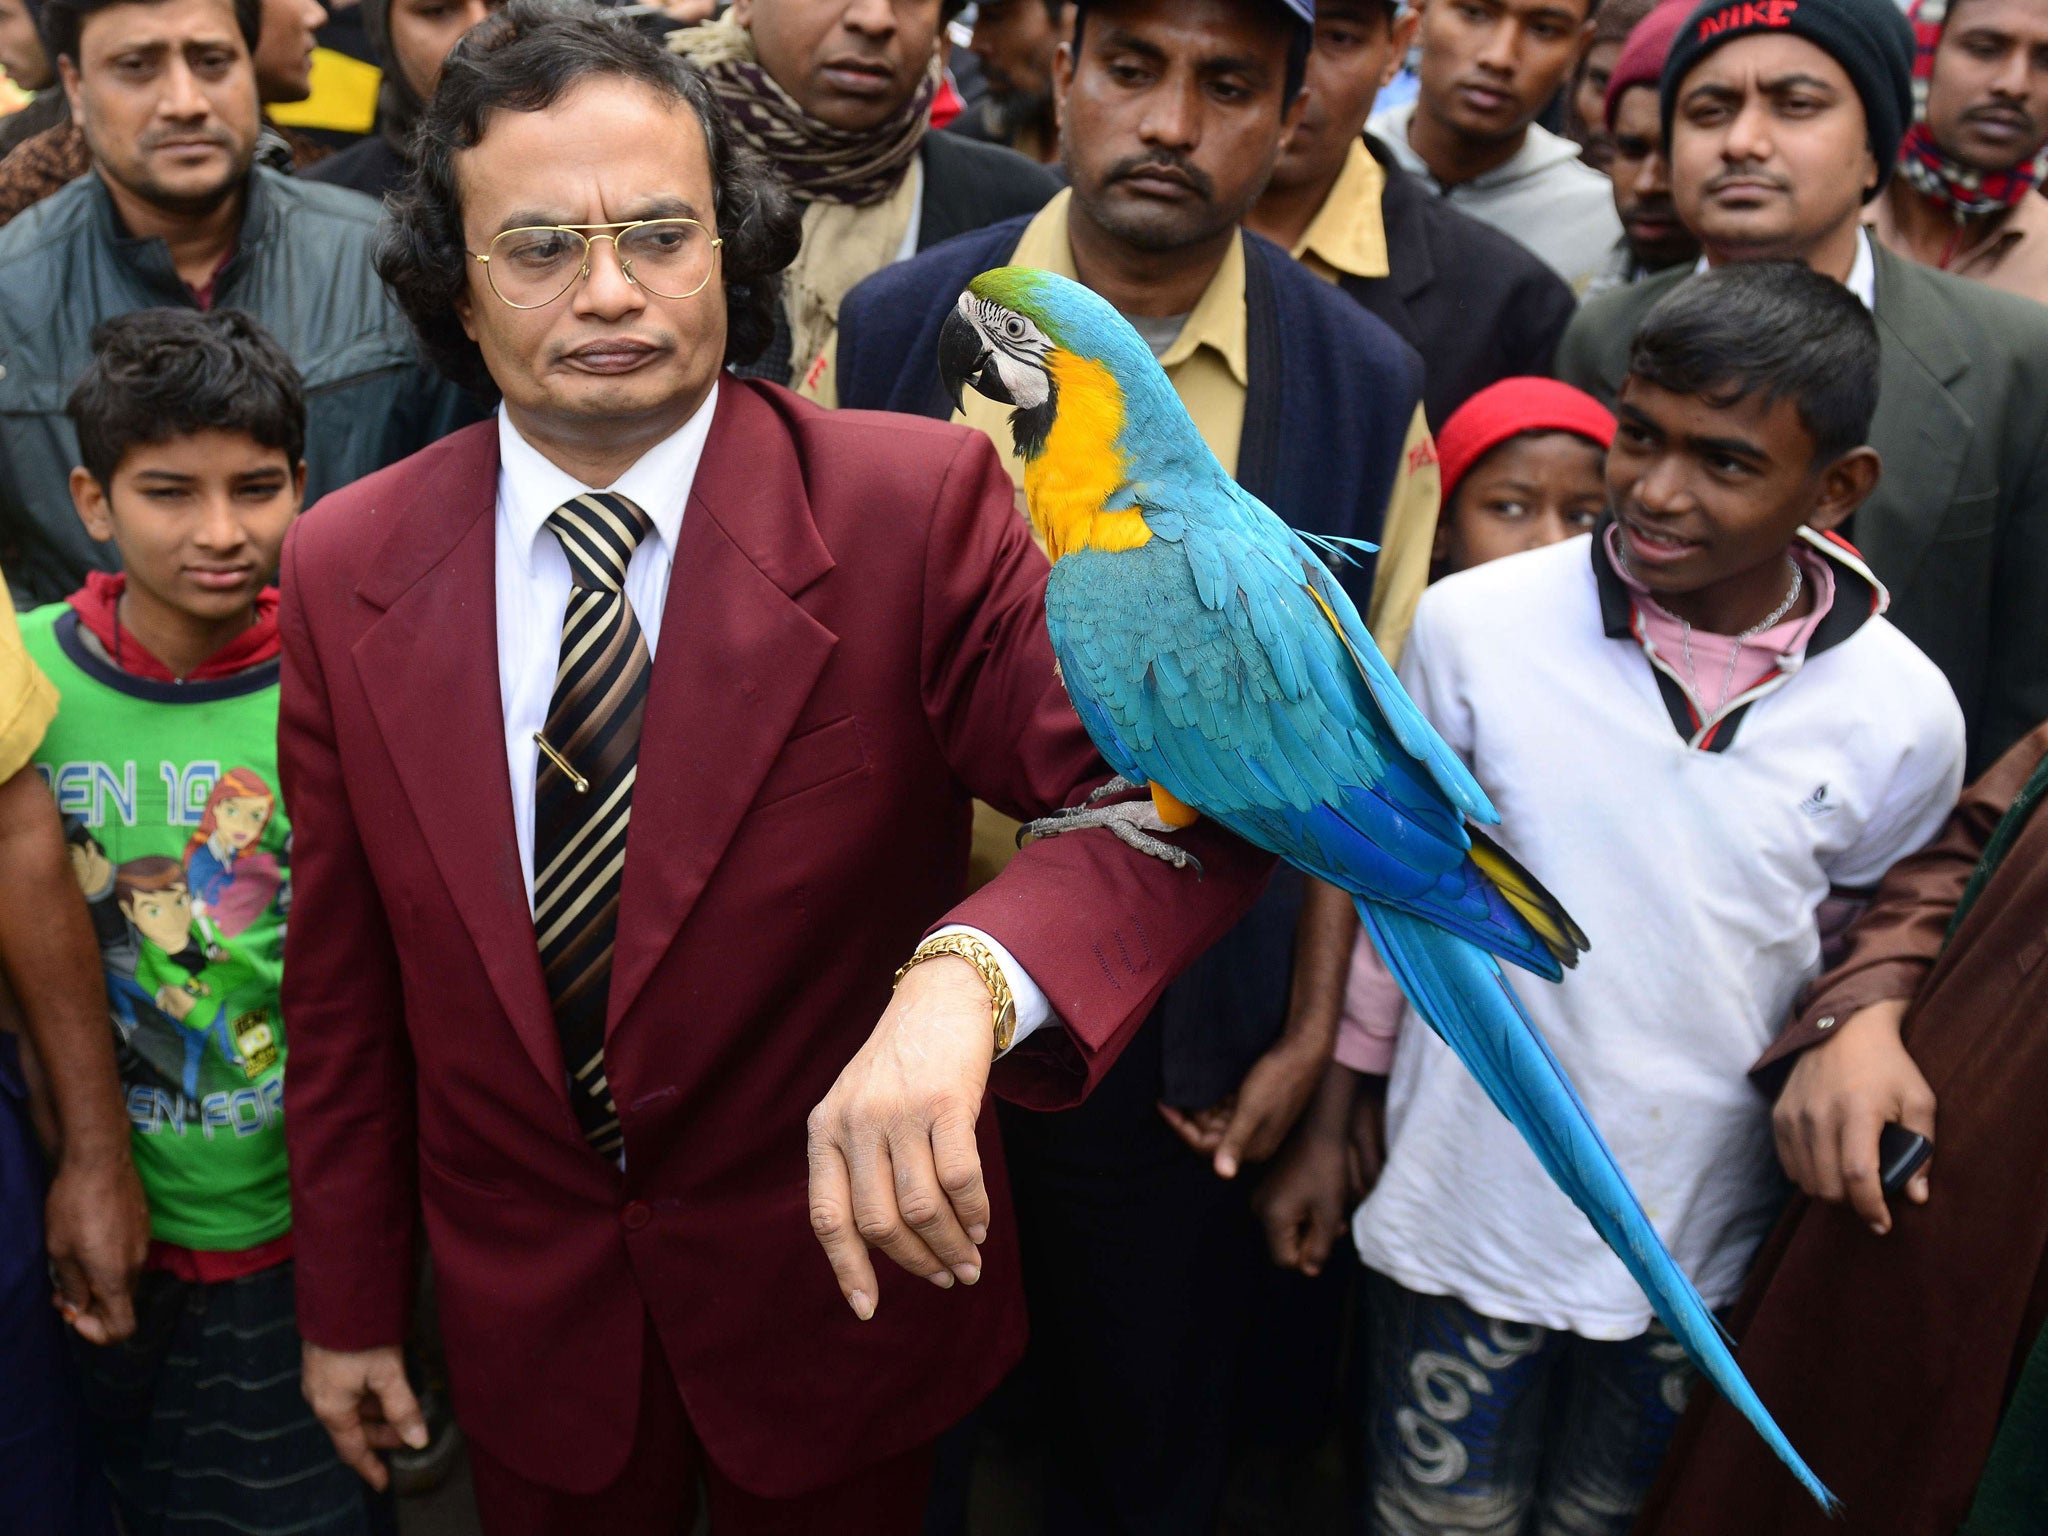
[276,2,1268,1530]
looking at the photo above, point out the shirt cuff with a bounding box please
[929,924,1056,1056]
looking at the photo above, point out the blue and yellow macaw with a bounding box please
[938,267,1836,1511]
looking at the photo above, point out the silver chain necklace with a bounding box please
[1681,556,1804,718]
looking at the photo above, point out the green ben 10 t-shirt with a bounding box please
[20,605,291,1252]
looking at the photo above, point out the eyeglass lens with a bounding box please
[487,220,718,307]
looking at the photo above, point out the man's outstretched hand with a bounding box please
[808,955,995,1320]
[303,1341,428,1490]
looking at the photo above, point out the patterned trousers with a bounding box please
[1354,1266,1697,1536]
[73,1260,392,1536]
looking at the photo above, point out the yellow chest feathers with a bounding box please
[1021,351,1152,562]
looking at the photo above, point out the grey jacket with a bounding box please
[1371,100,1621,293]
[0,167,477,606]
[1556,244,2048,775]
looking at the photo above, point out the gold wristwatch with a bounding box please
[895,933,1017,1055]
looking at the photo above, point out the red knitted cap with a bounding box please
[1604,0,1694,130]
[1437,378,1618,506]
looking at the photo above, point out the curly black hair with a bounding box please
[68,308,306,489]
[378,0,802,395]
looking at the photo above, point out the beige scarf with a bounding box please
[670,15,932,373]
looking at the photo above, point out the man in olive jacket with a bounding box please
[0,0,476,608]
[1556,0,2048,774]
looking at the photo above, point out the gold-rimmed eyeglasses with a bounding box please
[468,218,724,310]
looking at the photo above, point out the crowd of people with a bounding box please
[0,0,2045,1532]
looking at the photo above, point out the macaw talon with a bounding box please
[1015,798,1204,879]
[1083,774,1141,807]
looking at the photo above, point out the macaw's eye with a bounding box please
[1004,316,1027,340]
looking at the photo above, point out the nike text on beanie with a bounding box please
[1659,0,1915,199]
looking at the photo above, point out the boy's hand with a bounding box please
[1773,998,1933,1234]
[44,1146,147,1344]
[1159,1029,1331,1179]
[1350,1073,1389,1196]
[1253,1125,1351,1275]
[302,1341,428,1491]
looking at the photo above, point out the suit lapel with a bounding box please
[1860,249,1973,592]
[606,385,839,1033]
[351,424,563,1099]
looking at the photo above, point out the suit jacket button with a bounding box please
[621,1200,652,1231]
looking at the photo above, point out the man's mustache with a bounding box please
[1104,151,1216,203]
[137,126,235,153]
[1963,102,2037,137]
[1704,164,1792,195]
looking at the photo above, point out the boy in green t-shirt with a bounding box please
[20,309,382,1535]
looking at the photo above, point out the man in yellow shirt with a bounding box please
[0,573,149,1532]
[815,0,1441,1524]
[1245,0,1578,431]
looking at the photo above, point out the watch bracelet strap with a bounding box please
[896,933,1017,1053]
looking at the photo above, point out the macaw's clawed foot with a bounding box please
[1015,777,1143,849]
[1016,797,1204,878]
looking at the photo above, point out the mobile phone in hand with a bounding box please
[1878,1123,1933,1198]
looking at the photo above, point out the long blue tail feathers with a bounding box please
[1357,898,1841,1515]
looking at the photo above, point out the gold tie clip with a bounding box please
[533,731,589,794]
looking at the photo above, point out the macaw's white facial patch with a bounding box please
[967,294,1054,410]
[990,348,1052,409]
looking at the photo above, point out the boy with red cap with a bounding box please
[1427,376,1618,573]
[1262,265,1965,1535]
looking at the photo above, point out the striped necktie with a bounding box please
[533,491,655,1156]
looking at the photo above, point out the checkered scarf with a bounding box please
[1896,0,2048,216]
[668,13,935,207]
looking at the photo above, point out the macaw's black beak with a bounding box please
[939,305,1010,411]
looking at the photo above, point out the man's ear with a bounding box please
[291,459,308,512]
[1281,76,1310,134]
[1052,37,1074,159]
[1807,445,1881,533]
[58,54,82,126]
[1386,7,1422,85]
[70,465,114,543]
[729,0,752,27]
[1571,13,1597,69]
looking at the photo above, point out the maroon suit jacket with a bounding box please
[276,381,1270,1499]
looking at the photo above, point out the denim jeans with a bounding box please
[1353,1266,1697,1536]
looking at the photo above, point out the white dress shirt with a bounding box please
[491,392,1050,1049]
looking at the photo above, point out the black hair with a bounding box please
[1071,0,1312,109]
[379,0,802,394]
[41,0,259,66]
[1626,262,1880,463]
[66,308,305,489]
